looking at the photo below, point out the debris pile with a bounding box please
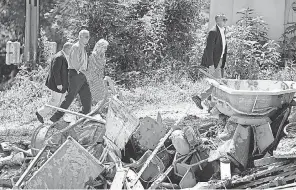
[1,78,296,189]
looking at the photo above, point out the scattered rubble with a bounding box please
[1,78,296,189]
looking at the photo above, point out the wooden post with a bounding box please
[24,0,31,63]
[24,0,39,69]
[31,0,39,68]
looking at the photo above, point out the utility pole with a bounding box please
[24,0,39,69]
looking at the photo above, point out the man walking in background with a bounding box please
[36,42,73,123]
[192,14,228,111]
[50,29,92,123]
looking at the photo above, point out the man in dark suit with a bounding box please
[49,30,91,123]
[192,14,228,111]
[36,42,73,123]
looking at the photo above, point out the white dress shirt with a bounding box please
[217,25,226,58]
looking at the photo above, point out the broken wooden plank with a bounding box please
[257,176,287,189]
[58,95,108,134]
[110,168,129,190]
[229,115,271,126]
[125,169,144,190]
[232,161,293,185]
[268,181,296,190]
[125,149,165,182]
[245,160,290,175]
[130,127,174,188]
[235,169,296,189]
[105,96,139,150]
[254,156,286,167]
[45,104,106,124]
[207,160,292,189]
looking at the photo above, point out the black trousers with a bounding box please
[50,69,91,122]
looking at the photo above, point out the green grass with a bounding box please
[122,78,208,112]
[0,67,209,140]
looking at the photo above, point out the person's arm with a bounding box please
[205,31,216,67]
[52,57,63,87]
[60,59,68,93]
[69,45,82,72]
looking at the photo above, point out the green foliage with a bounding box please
[0,0,25,41]
[40,0,209,81]
[226,26,280,79]
[236,8,269,44]
[225,8,281,79]
[0,66,48,123]
[163,0,199,61]
[280,21,296,61]
[187,25,208,81]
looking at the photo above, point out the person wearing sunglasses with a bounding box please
[192,14,228,111]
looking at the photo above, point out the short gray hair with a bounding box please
[215,14,227,22]
[79,30,90,38]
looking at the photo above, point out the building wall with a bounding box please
[285,0,296,35]
[209,0,288,41]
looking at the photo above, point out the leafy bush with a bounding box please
[279,19,296,65]
[226,25,280,79]
[39,0,209,83]
[225,8,281,79]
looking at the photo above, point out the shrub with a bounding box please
[226,25,281,79]
[225,8,281,79]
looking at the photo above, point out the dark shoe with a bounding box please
[50,111,64,123]
[50,115,59,123]
[192,95,203,109]
[35,112,44,123]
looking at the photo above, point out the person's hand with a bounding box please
[57,85,62,91]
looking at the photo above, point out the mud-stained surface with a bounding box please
[25,138,104,189]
